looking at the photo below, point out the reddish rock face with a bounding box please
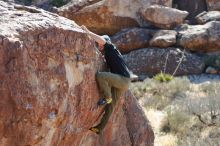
[58,0,172,35]
[0,1,154,146]
[97,91,155,146]
[58,0,139,35]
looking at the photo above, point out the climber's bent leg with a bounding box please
[91,87,128,134]
[96,72,130,105]
[90,72,130,134]
[94,103,114,132]
[96,72,112,103]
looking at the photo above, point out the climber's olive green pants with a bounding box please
[95,72,130,132]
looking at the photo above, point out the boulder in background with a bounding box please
[58,0,172,35]
[111,28,155,54]
[123,48,205,76]
[149,30,177,48]
[196,11,220,24]
[177,21,220,52]
[140,5,188,29]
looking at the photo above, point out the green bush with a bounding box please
[154,72,173,82]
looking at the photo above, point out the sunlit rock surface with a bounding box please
[58,0,172,35]
[0,1,154,146]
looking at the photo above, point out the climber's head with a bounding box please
[97,35,111,51]
[101,35,111,43]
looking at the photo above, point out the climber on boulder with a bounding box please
[81,25,138,134]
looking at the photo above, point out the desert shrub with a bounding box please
[160,110,191,136]
[154,72,173,82]
[187,97,220,126]
[186,82,220,126]
[159,109,220,146]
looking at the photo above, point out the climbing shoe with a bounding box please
[97,98,112,106]
[89,127,100,134]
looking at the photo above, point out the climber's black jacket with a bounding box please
[104,42,131,78]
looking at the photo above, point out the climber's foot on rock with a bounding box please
[89,127,100,135]
[97,98,112,106]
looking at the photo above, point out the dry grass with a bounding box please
[160,110,191,135]
[143,109,167,132]
[155,134,178,146]
[131,76,220,146]
[131,77,190,110]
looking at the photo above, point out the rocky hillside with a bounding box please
[58,0,220,77]
[0,1,154,146]
[58,0,172,35]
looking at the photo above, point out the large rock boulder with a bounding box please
[140,5,189,29]
[177,21,220,52]
[123,91,155,146]
[149,30,177,48]
[0,2,154,146]
[111,28,155,54]
[123,48,205,76]
[58,0,172,35]
[173,0,207,24]
[196,11,220,24]
[206,0,220,11]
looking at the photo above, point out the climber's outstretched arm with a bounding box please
[81,25,106,47]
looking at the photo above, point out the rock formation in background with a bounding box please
[0,1,154,146]
[173,0,207,24]
[196,11,220,24]
[123,48,205,77]
[111,28,155,54]
[206,0,220,11]
[149,30,177,48]
[177,21,220,52]
[58,0,172,35]
[140,5,188,29]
